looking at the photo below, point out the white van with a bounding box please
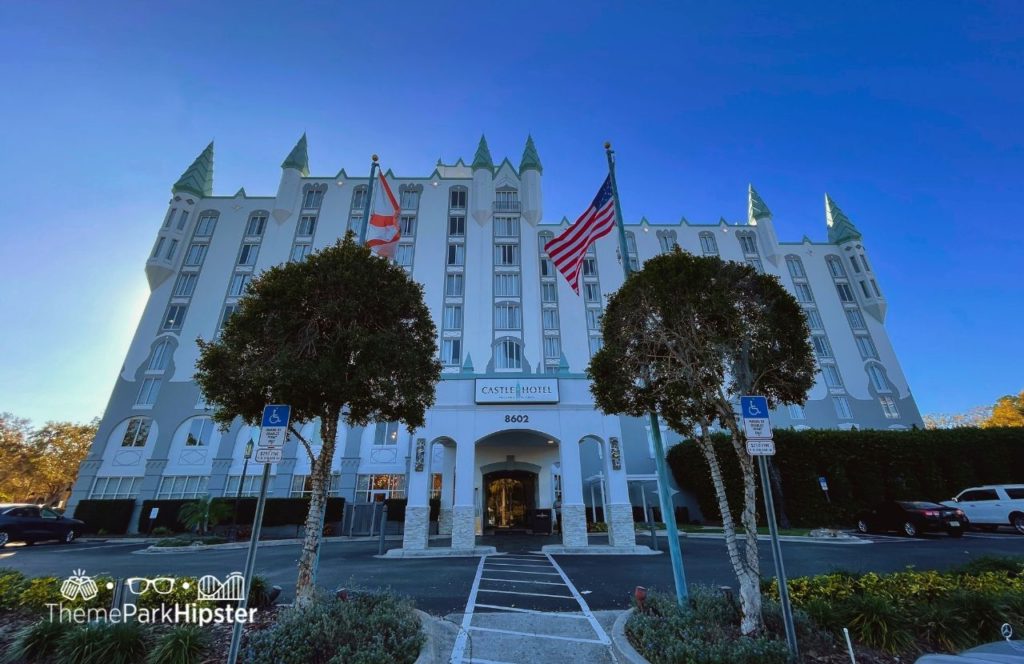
[942,485,1024,534]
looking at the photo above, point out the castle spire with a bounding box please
[519,134,543,174]
[748,184,771,224]
[825,194,863,244]
[281,133,310,176]
[471,134,494,172]
[172,142,214,197]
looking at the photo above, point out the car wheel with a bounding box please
[902,521,919,537]
[1012,514,1024,535]
[947,528,965,538]
[0,531,8,548]
[856,519,871,534]
[63,530,77,544]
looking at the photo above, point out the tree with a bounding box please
[0,414,97,505]
[0,413,35,501]
[923,406,991,429]
[195,235,441,607]
[179,495,231,535]
[588,250,815,635]
[982,390,1024,428]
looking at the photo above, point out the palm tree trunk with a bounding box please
[294,411,337,607]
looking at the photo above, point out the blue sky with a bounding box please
[1,1,1021,424]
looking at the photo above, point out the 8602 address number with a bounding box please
[504,415,530,423]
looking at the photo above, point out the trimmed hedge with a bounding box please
[138,497,346,532]
[71,499,136,534]
[668,427,1024,527]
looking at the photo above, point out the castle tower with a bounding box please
[471,134,494,225]
[273,133,309,223]
[519,135,543,225]
[748,184,779,266]
[145,142,213,289]
[826,194,886,321]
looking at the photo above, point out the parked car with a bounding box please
[942,485,1024,534]
[0,504,84,547]
[856,500,967,537]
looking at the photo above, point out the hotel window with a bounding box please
[835,283,855,303]
[448,216,465,236]
[443,305,463,329]
[879,396,899,419]
[163,304,187,331]
[400,190,419,210]
[238,243,259,266]
[860,254,871,271]
[494,273,520,297]
[135,378,161,407]
[185,417,214,446]
[219,304,237,330]
[699,232,718,255]
[542,309,559,330]
[494,303,521,330]
[445,274,464,296]
[228,273,251,297]
[826,256,846,278]
[658,230,677,253]
[121,417,151,447]
[849,255,861,273]
[290,473,341,497]
[822,364,844,388]
[846,309,866,329]
[176,209,190,231]
[225,474,273,498]
[786,256,806,279]
[355,474,406,502]
[399,215,416,236]
[833,396,853,419]
[351,186,367,210]
[541,282,557,302]
[152,237,166,259]
[582,258,597,277]
[163,209,175,228]
[811,335,833,359]
[624,232,639,271]
[871,279,881,297]
[747,257,764,273]
[395,244,414,269]
[495,190,519,211]
[374,421,401,446]
[496,339,523,370]
[588,336,604,355]
[738,233,758,254]
[173,273,198,297]
[856,336,879,359]
[441,339,461,366]
[156,475,209,499]
[867,364,889,392]
[583,283,601,303]
[495,217,519,237]
[449,188,467,209]
[787,404,806,420]
[90,476,141,499]
[494,244,519,266]
[302,187,324,209]
[297,215,317,237]
[184,243,207,266]
[540,258,553,277]
[804,308,824,330]
[795,283,814,303]
[431,474,442,499]
[195,214,218,237]
[625,231,637,255]
[447,244,465,266]
[290,244,311,262]
[544,336,561,359]
[244,213,266,237]
[165,239,179,260]
[586,309,602,330]
[148,340,172,372]
[859,281,872,298]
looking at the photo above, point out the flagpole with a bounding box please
[605,141,689,605]
[358,154,379,246]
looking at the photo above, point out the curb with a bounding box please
[658,531,870,545]
[611,609,650,664]
[542,544,662,556]
[379,546,497,559]
[414,609,456,664]
[132,535,376,555]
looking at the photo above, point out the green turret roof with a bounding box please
[281,133,310,176]
[825,194,863,244]
[748,184,771,223]
[472,135,494,172]
[172,142,214,197]
[519,134,543,174]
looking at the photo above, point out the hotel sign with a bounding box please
[475,378,559,404]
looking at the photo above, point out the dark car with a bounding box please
[856,500,967,538]
[0,504,84,547]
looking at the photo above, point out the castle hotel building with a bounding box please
[67,135,923,550]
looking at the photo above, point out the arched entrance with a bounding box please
[483,469,537,530]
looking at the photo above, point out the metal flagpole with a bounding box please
[358,155,380,246]
[605,141,689,605]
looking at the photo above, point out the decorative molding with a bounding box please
[610,437,622,470]
[414,438,426,472]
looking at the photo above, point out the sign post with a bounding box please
[227,405,290,664]
[740,396,797,658]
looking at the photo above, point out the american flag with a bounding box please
[544,176,617,294]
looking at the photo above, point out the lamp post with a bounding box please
[232,439,254,539]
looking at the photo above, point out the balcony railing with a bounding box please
[493,200,522,213]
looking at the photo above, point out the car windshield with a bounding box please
[897,501,944,510]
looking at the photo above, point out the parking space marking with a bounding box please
[477,588,574,599]
[476,569,559,576]
[450,555,487,664]
[545,553,611,646]
[468,626,605,645]
[485,562,551,568]
[473,604,589,619]
[480,577,567,586]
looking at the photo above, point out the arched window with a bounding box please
[194,211,218,237]
[147,338,173,372]
[184,417,215,446]
[866,364,890,392]
[351,185,368,211]
[826,255,846,278]
[785,255,806,279]
[495,339,523,370]
[656,230,677,252]
[301,184,326,210]
[245,211,269,237]
[737,232,758,255]
[699,231,718,255]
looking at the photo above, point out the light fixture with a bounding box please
[432,180,440,187]
[547,439,554,445]
[336,180,345,187]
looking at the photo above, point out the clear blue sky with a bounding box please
[1,1,1021,424]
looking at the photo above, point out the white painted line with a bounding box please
[467,658,518,664]
[480,577,568,586]
[468,625,605,645]
[450,555,487,664]
[476,569,559,576]
[473,603,589,619]
[485,562,552,568]
[545,552,611,646]
[477,588,574,599]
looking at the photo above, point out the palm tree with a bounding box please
[178,495,231,535]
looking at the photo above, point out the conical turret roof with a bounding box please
[748,184,771,223]
[172,142,214,197]
[825,194,863,244]
[519,134,543,174]
[281,133,310,176]
[472,135,494,172]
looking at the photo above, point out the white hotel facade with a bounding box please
[68,135,923,550]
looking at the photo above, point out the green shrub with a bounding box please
[0,569,29,609]
[57,622,113,664]
[941,589,1014,644]
[146,624,211,664]
[952,556,1024,578]
[151,526,174,537]
[18,576,114,612]
[842,594,915,654]
[3,618,75,663]
[245,591,423,664]
[247,574,276,609]
[72,499,136,534]
[132,576,210,611]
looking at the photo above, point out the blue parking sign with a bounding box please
[261,405,291,428]
[740,396,769,420]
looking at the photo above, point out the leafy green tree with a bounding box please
[195,235,441,606]
[178,495,231,535]
[0,413,35,501]
[982,390,1024,428]
[588,250,815,635]
[0,415,97,505]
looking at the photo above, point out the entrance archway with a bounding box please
[483,469,537,530]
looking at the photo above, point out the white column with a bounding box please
[438,445,456,535]
[599,477,607,523]
[589,483,597,523]
[558,440,587,548]
[451,440,476,549]
[401,436,431,550]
